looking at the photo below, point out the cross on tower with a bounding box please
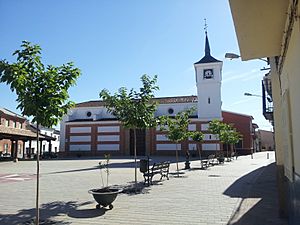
[204,18,208,34]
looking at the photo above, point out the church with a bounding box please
[59,32,256,157]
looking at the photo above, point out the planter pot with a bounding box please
[88,187,122,209]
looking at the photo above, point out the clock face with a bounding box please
[203,69,214,79]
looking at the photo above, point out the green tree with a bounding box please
[159,108,195,176]
[208,120,227,154]
[209,120,242,160]
[0,41,80,225]
[100,74,159,190]
[228,128,242,158]
[190,131,204,166]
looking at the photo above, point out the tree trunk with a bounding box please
[226,144,229,162]
[175,143,179,177]
[35,123,40,225]
[134,128,137,192]
[197,143,202,166]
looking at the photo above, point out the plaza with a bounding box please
[0,152,287,225]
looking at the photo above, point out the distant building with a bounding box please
[60,31,256,157]
[0,108,57,160]
[24,124,60,156]
[257,129,274,151]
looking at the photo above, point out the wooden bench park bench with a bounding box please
[201,154,216,168]
[142,161,170,185]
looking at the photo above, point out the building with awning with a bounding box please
[0,108,56,160]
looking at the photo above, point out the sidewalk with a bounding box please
[228,160,288,225]
[0,151,287,225]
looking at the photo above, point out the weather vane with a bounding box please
[204,18,208,34]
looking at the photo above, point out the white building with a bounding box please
[25,124,60,156]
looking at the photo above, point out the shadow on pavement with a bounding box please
[224,162,288,225]
[0,200,103,225]
[47,157,186,175]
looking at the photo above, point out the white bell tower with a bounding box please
[194,30,223,121]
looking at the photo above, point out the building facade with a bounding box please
[228,0,300,222]
[0,108,28,159]
[0,108,57,160]
[60,98,255,157]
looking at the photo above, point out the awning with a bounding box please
[229,0,289,60]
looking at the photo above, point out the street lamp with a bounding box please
[244,92,272,102]
[225,52,269,63]
[244,92,262,97]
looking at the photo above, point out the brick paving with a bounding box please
[0,152,287,225]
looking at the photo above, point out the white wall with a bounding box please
[195,61,223,120]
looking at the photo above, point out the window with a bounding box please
[4,144,9,153]
[235,140,243,149]
[168,108,174,114]
[5,119,9,127]
[13,121,17,128]
[208,97,211,104]
[18,144,21,154]
[86,111,92,117]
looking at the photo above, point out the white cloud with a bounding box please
[227,98,253,107]
[223,69,260,83]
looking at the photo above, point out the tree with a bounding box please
[159,108,195,176]
[209,120,242,160]
[208,120,227,153]
[228,128,242,158]
[0,41,80,225]
[190,131,204,166]
[100,74,159,191]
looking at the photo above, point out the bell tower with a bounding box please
[194,28,223,121]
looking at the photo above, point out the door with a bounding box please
[130,129,146,156]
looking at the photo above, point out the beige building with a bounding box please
[229,0,300,223]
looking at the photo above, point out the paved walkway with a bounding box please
[0,152,287,225]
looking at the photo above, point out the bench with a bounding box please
[201,154,216,168]
[142,161,170,185]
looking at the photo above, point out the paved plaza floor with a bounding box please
[0,152,288,225]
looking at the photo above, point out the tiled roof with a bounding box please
[76,95,198,108]
[0,108,25,120]
[0,123,55,140]
[0,124,37,138]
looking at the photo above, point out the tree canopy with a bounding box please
[0,41,81,127]
[100,74,159,129]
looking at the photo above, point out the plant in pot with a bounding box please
[88,154,122,210]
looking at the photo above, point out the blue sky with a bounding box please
[0,0,272,130]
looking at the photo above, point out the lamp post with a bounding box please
[244,92,262,159]
[225,53,270,71]
[225,53,269,63]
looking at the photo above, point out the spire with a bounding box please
[205,32,211,56]
[194,19,221,65]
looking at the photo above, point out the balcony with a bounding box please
[262,75,273,122]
